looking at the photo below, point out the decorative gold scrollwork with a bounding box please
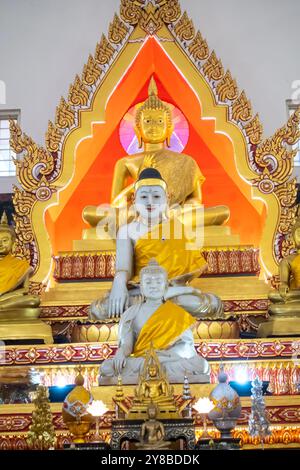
[109,13,129,44]
[173,11,195,41]
[45,121,62,153]
[95,34,115,65]
[232,91,252,122]
[244,114,263,145]
[55,97,75,129]
[202,51,224,81]
[82,55,101,87]
[216,70,238,102]
[188,31,209,61]
[68,74,90,107]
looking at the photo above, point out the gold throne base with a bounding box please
[257,316,300,337]
[0,309,53,344]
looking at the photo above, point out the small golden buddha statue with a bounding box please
[0,211,40,315]
[136,361,172,406]
[258,215,300,336]
[82,76,230,239]
[0,211,53,343]
[136,402,171,450]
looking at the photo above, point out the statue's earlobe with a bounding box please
[134,126,143,148]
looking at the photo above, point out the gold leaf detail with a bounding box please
[188,31,209,61]
[120,0,143,25]
[108,14,129,44]
[95,34,115,65]
[244,114,263,145]
[216,70,238,102]
[13,187,35,217]
[55,97,75,129]
[68,74,90,106]
[202,51,224,81]
[232,91,252,122]
[159,0,181,24]
[45,121,62,153]
[82,55,101,86]
[174,11,195,41]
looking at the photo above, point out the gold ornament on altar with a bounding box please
[125,346,180,420]
[62,368,94,443]
[27,385,56,450]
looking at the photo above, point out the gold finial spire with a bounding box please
[0,211,8,227]
[148,76,158,97]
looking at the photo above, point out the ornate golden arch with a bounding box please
[10,0,300,292]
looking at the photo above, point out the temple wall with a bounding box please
[0,0,300,193]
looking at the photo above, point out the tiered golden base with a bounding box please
[257,316,300,337]
[0,310,53,344]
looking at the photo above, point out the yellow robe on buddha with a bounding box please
[133,300,195,357]
[132,218,207,282]
[0,254,30,295]
[290,254,300,289]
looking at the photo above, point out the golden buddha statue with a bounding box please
[258,215,300,336]
[136,402,171,450]
[0,211,53,343]
[82,76,230,240]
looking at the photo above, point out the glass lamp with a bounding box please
[87,400,109,442]
[193,397,214,439]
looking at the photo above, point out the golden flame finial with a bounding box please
[148,76,158,97]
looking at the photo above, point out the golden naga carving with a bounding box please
[94,34,115,65]
[109,13,129,44]
[55,97,75,129]
[202,51,224,81]
[173,11,195,41]
[216,70,239,102]
[82,55,101,86]
[68,74,90,107]
[188,31,209,61]
[232,91,253,122]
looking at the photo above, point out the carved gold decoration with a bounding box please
[216,70,238,102]
[173,11,195,41]
[68,74,90,107]
[188,31,209,61]
[202,51,224,81]
[45,121,62,153]
[94,34,115,65]
[244,114,263,145]
[81,55,101,87]
[55,97,75,129]
[232,91,253,122]
[120,0,181,35]
[108,13,129,44]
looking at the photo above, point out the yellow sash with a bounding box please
[133,300,195,357]
[0,254,30,295]
[133,218,206,282]
[290,253,300,288]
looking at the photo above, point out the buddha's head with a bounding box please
[0,211,15,257]
[140,259,168,301]
[134,77,174,147]
[148,364,159,379]
[292,217,300,249]
[134,168,168,222]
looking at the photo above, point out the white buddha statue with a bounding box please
[90,168,223,320]
[99,259,210,384]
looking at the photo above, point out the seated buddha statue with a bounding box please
[82,76,230,239]
[99,259,210,384]
[90,168,224,319]
[268,216,300,316]
[136,402,171,450]
[0,211,40,316]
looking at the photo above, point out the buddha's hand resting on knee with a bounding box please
[108,277,129,318]
[279,284,289,302]
[113,349,127,375]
